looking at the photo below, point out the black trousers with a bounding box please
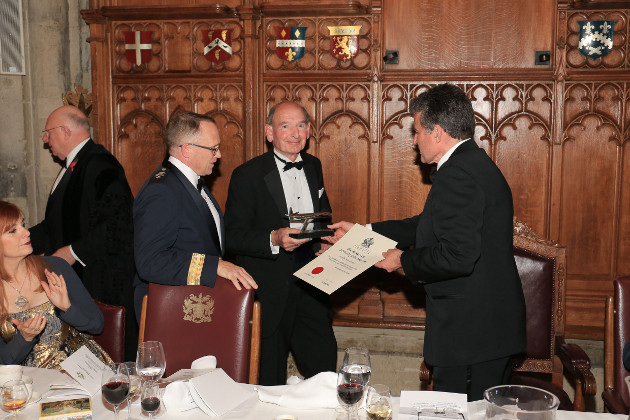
[432,356,512,401]
[258,282,337,386]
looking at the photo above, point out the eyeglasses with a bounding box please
[179,143,221,155]
[42,126,64,135]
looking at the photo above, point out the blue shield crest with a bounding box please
[578,20,615,58]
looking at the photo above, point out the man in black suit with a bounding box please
[330,84,526,401]
[30,105,137,359]
[133,111,257,321]
[225,101,337,385]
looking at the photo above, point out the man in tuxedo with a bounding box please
[225,101,337,385]
[30,105,137,359]
[133,111,257,321]
[330,84,526,401]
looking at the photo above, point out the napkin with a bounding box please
[163,381,197,412]
[191,355,217,370]
[256,371,338,409]
[162,355,218,413]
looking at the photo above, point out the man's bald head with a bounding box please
[43,106,91,160]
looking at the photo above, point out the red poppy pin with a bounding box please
[69,162,77,172]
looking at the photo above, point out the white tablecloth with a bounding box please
[17,367,629,420]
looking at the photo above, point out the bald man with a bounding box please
[30,105,137,359]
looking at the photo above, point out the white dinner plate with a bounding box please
[27,391,42,405]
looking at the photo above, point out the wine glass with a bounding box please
[337,364,369,420]
[122,361,141,420]
[342,347,371,384]
[140,380,161,419]
[101,363,131,420]
[366,384,392,420]
[1,380,30,419]
[136,341,166,382]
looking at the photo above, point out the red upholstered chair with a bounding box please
[138,280,261,384]
[91,300,125,363]
[602,276,630,413]
[420,219,596,411]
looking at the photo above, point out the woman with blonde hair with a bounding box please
[0,200,112,367]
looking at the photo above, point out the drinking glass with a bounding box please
[366,384,392,420]
[337,364,369,420]
[140,380,161,419]
[136,341,166,382]
[1,380,29,419]
[342,347,371,384]
[122,361,141,420]
[101,363,131,420]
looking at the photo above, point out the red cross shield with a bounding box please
[124,31,153,66]
[202,29,233,63]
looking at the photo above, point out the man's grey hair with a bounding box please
[409,83,475,140]
[164,111,216,149]
[266,102,310,125]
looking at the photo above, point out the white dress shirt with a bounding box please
[168,156,223,250]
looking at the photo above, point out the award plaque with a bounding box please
[286,210,334,239]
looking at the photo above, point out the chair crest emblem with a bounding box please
[578,20,615,58]
[182,293,215,323]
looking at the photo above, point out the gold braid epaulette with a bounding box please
[187,253,205,285]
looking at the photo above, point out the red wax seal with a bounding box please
[312,267,324,274]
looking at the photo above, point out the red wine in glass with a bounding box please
[141,397,160,413]
[337,382,364,405]
[102,381,130,406]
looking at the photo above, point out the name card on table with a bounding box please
[59,346,107,396]
[189,368,254,417]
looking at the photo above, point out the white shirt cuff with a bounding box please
[270,232,280,255]
[69,245,86,267]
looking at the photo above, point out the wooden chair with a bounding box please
[420,219,596,411]
[92,300,125,363]
[138,279,261,384]
[602,276,630,413]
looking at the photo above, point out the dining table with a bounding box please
[13,367,628,420]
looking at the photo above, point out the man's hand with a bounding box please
[271,228,311,252]
[52,245,76,266]
[374,248,404,272]
[326,221,355,244]
[217,260,258,290]
[315,242,332,256]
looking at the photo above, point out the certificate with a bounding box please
[294,223,397,294]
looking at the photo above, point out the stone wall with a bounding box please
[0,0,91,225]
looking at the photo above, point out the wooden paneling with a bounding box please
[83,0,630,339]
[382,0,555,71]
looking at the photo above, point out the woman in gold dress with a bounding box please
[0,201,112,368]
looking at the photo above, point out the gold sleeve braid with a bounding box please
[187,253,205,285]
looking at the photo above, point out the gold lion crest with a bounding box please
[182,293,215,323]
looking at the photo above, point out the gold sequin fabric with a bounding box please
[7,301,113,369]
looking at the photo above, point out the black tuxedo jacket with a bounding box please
[133,161,224,320]
[373,140,526,367]
[30,139,135,306]
[224,150,331,336]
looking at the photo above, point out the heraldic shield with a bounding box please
[328,26,361,62]
[202,29,233,63]
[578,20,615,58]
[124,31,153,66]
[276,26,306,62]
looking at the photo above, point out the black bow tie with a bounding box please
[197,177,206,192]
[274,154,304,171]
